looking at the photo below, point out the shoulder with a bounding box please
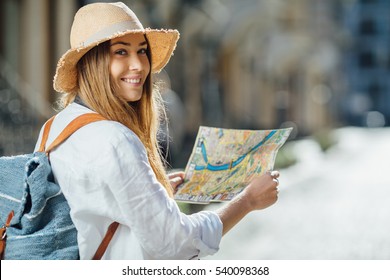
[88,118,144,152]
[46,103,146,156]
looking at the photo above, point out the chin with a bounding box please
[122,93,143,102]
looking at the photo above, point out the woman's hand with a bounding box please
[241,171,280,211]
[168,171,185,193]
[217,171,280,235]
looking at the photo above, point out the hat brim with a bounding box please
[53,29,179,93]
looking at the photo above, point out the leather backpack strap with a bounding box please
[42,113,107,153]
[37,113,119,259]
[92,222,120,260]
[38,116,56,152]
[0,211,15,260]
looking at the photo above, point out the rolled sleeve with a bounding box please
[190,211,222,258]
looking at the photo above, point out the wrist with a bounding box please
[235,189,254,214]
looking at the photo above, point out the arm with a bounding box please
[99,129,221,259]
[217,171,280,236]
[168,170,280,236]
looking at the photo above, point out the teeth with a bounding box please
[123,78,141,84]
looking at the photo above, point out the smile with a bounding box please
[122,78,142,84]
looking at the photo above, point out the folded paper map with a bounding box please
[174,126,293,203]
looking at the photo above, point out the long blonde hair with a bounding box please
[59,39,173,197]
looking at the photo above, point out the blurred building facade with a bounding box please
[0,0,387,161]
[342,0,390,127]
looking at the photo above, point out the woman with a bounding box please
[35,2,280,259]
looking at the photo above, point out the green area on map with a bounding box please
[174,126,293,204]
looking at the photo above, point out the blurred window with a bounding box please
[360,0,378,4]
[359,51,375,68]
[359,19,377,36]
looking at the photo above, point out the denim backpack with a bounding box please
[0,113,118,259]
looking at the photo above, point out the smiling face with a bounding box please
[109,33,151,102]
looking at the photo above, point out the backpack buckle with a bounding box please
[1,211,14,239]
[1,227,7,240]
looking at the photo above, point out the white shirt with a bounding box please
[35,103,222,259]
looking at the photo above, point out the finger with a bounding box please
[168,172,178,179]
[168,171,185,180]
[267,170,280,179]
[170,176,184,189]
[271,170,280,179]
[171,176,184,184]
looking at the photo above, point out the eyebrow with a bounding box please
[110,41,148,47]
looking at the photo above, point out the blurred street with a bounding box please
[205,127,390,260]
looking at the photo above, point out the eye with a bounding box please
[114,49,127,55]
[138,48,148,55]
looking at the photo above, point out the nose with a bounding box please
[129,54,143,71]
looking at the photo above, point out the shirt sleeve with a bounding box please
[94,126,223,259]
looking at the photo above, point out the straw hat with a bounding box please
[53,2,180,93]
